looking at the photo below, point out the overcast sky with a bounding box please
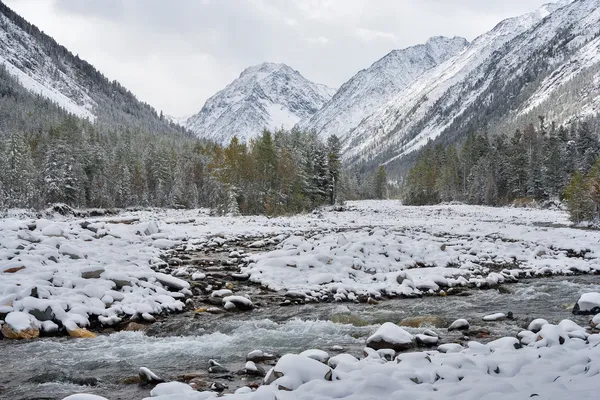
[5,0,555,117]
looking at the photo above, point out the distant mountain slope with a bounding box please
[298,36,469,141]
[0,2,185,136]
[344,0,599,175]
[185,63,336,144]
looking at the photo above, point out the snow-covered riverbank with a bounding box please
[2,201,599,338]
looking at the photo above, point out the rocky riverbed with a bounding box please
[1,274,598,400]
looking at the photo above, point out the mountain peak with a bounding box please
[239,62,295,79]
[186,63,335,144]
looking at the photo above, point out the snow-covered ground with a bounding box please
[2,201,600,399]
[2,201,600,336]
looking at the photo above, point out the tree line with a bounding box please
[403,117,600,223]
[0,115,390,215]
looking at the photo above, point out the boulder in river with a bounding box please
[448,318,470,331]
[483,313,506,322]
[1,311,40,339]
[399,315,446,328]
[223,295,254,311]
[572,292,600,315]
[139,367,164,384]
[67,328,97,339]
[366,322,415,351]
[247,349,277,363]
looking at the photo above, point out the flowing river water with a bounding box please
[1,275,598,400]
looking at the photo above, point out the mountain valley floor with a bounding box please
[1,201,599,399]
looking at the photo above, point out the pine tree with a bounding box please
[374,165,387,199]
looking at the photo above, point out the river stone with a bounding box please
[572,293,600,315]
[81,266,105,279]
[67,328,97,338]
[366,323,415,351]
[416,333,439,346]
[139,367,163,384]
[123,322,149,332]
[399,315,446,328]
[448,319,470,331]
[1,324,39,340]
[29,306,54,322]
[247,350,277,363]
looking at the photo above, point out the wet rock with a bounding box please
[247,350,277,363]
[366,322,415,351]
[483,313,506,321]
[498,286,512,294]
[1,324,39,340]
[139,367,164,384]
[399,315,446,328]
[210,382,228,392]
[416,333,439,346]
[67,328,97,338]
[223,295,254,311]
[208,359,229,374]
[188,378,211,391]
[123,322,149,332]
[572,293,600,315]
[244,361,266,377]
[232,273,250,281]
[423,329,439,338]
[448,319,470,331]
[466,327,491,338]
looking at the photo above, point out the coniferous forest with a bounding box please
[403,117,600,223]
[0,66,386,215]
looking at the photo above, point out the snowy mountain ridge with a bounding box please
[0,2,183,136]
[185,63,336,145]
[341,0,600,174]
[298,36,469,141]
[0,11,96,121]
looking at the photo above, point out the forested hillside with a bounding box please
[403,115,600,222]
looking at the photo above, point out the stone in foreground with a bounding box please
[366,322,415,351]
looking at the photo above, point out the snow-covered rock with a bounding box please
[448,319,470,331]
[482,313,506,321]
[528,318,549,333]
[1,311,40,339]
[299,349,329,363]
[366,322,414,351]
[268,354,332,391]
[573,292,600,315]
[223,295,254,311]
[155,273,190,291]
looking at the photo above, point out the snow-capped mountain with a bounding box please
[343,0,600,174]
[344,0,600,173]
[185,63,336,144]
[0,2,181,135]
[298,36,469,141]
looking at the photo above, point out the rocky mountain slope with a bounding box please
[298,36,469,141]
[185,63,335,144]
[343,0,600,176]
[0,2,184,136]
